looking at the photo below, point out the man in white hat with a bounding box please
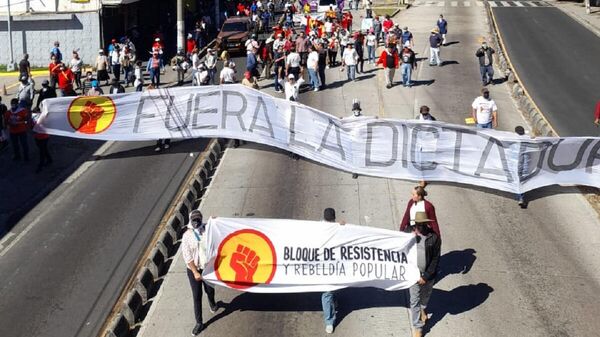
[406,211,441,337]
[429,28,443,66]
[284,73,304,101]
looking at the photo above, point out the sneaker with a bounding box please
[164,144,170,149]
[209,302,218,314]
[352,173,358,179]
[154,146,161,152]
[325,325,334,334]
[314,87,319,92]
[191,323,203,336]
[386,84,392,89]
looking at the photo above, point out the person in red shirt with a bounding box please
[376,44,399,88]
[594,100,600,126]
[382,14,394,36]
[31,108,52,172]
[4,98,30,161]
[48,55,61,88]
[399,185,441,239]
[57,63,75,96]
[186,33,196,58]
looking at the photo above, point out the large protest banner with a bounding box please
[202,217,419,292]
[37,85,600,193]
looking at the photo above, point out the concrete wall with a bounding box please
[0,0,102,15]
[0,11,101,67]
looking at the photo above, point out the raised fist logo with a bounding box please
[78,101,104,134]
[67,96,116,134]
[230,244,260,283]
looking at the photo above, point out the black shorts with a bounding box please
[300,52,308,67]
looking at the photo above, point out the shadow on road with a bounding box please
[436,248,477,284]
[424,283,494,333]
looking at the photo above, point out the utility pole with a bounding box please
[177,0,184,52]
[7,0,15,71]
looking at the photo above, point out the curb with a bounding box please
[100,138,228,337]
[484,3,558,137]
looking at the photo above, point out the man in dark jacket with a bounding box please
[476,41,495,85]
[36,80,57,110]
[406,211,441,337]
[108,78,125,95]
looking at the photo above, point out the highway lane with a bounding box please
[0,56,247,337]
[138,5,600,337]
[492,6,600,136]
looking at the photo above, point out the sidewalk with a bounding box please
[549,0,600,37]
[0,68,182,238]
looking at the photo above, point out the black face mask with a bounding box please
[191,219,202,229]
[416,223,430,235]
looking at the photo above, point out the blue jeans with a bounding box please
[322,291,336,326]
[477,121,493,129]
[149,68,160,87]
[480,65,494,84]
[274,69,283,91]
[401,63,413,86]
[367,45,375,63]
[308,68,320,89]
[346,65,356,81]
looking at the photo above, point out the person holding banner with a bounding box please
[407,212,441,337]
[322,207,343,334]
[400,186,441,239]
[182,210,218,336]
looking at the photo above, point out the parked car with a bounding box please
[217,17,252,53]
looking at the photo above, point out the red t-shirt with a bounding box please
[4,108,29,134]
[58,69,74,92]
[186,39,196,54]
[48,62,61,77]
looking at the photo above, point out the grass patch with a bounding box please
[373,7,401,17]
[0,64,47,73]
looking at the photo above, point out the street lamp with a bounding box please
[6,0,16,71]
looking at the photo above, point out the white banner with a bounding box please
[37,85,600,193]
[202,217,419,292]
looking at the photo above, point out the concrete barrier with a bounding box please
[134,267,154,302]
[122,289,144,326]
[104,313,129,337]
[102,138,228,337]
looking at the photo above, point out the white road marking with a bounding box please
[437,1,446,6]
[464,1,471,6]
[424,1,434,6]
[488,1,498,7]
[529,1,539,6]
[500,1,511,6]
[514,1,524,6]
[476,1,484,6]
[451,1,458,6]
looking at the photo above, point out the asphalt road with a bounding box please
[139,5,600,337]
[492,6,600,136]
[0,56,246,337]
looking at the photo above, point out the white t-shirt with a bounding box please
[285,78,305,101]
[409,200,426,226]
[342,48,358,65]
[286,52,301,68]
[110,50,120,65]
[220,67,236,83]
[307,51,319,69]
[366,34,377,47]
[70,58,83,72]
[325,22,333,33]
[471,96,497,124]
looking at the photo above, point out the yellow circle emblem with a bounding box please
[67,96,117,134]
[215,229,277,289]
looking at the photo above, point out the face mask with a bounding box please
[483,92,490,99]
[191,219,202,229]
